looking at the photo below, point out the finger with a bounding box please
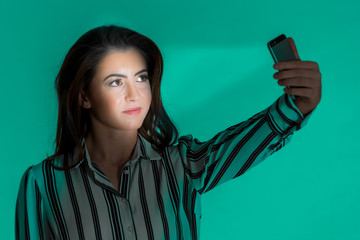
[274,69,316,80]
[284,87,313,98]
[278,78,314,88]
[274,61,319,70]
[288,37,300,60]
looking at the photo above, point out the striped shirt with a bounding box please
[15,94,312,240]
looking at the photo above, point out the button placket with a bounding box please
[118,167,128,198]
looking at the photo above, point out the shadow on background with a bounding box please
[1,0,359,239]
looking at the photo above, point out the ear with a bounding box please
[78,90,91,109]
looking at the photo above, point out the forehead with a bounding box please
[97,49,146,72]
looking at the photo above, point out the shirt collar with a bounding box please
[72,132,163,169]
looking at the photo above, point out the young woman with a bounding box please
[15,25,321,240]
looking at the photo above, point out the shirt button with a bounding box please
[121,198,126,203]
[127,226,132,232]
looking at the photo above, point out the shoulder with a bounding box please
[21,154,67,181]
[176,134,206,148]
[17,155,70,197]
[168,133,205,155]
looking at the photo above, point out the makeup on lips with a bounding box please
[123,107,141,115]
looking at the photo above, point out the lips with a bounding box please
[123,107,141,112]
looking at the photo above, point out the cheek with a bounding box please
[143,90,152,107]
[95,91,120,110]
[110,94,124,109]
[133,83,150,100]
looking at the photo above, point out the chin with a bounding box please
[120,121,144,130]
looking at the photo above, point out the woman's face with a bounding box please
[80,49,152,132]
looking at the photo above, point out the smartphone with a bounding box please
[268,34,298,99]
[267,34,297,63]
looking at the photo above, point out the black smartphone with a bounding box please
[268,34,299,99]
[267,34,297,63]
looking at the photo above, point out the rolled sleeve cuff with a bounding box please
[267,94,314,136]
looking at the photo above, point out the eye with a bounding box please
[109,79,122,87]
[137,75,149,82]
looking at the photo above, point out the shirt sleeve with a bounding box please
[178,93,314,195]
[15,166,44,240]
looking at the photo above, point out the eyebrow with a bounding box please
[103,69,148,82]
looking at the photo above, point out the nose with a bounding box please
[125,83,140,102]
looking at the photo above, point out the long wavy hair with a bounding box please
[44,25,179,170]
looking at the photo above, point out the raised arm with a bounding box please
[178,93,313,195]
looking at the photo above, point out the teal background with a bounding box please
[1,0,359,239]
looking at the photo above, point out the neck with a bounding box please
[84,129,138,170]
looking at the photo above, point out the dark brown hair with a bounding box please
[44,25,179,170]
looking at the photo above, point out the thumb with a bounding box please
[288,37,301,60]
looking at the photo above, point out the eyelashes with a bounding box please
[109,75,150,87]
[137,75,150,82]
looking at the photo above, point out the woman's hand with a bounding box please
[273,37,322,117]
